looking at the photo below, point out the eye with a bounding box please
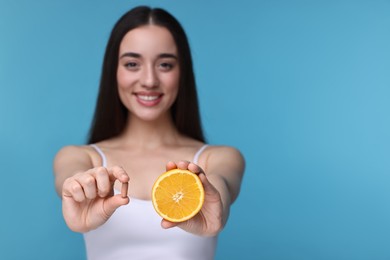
[124,62,139,70]
[159,62,174,71]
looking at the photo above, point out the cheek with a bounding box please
[164,70,180,94]
[117,69,125,90]
[116,69,134,107]
[117,67,134,90]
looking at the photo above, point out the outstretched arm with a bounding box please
[161,146,245,236]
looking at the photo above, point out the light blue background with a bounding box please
[1,0,389,259]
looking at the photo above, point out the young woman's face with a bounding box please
[117,25,180,122]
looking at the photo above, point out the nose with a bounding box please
[140,64,159,88]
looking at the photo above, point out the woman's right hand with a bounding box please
[61,166,130,233]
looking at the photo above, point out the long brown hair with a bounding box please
[87,6,205,144]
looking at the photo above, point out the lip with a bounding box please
[133,91,163,107]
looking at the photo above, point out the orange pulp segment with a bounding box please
[152,169,204,222]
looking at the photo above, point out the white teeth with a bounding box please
[138,95,159,101]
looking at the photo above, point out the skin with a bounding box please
[54,25,245,237]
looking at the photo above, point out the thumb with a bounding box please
[103,195,129,217]
[161,219,179,229]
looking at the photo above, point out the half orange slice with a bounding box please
[152,169,205,222]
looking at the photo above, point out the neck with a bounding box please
[117,113,181,149]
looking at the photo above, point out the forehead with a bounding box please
[119,25,177,56]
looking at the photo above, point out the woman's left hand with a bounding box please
[161,161,224,237]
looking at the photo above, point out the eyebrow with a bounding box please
[120,52,141,59]
[119,52,178,59]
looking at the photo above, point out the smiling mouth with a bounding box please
[134,93,163,107]
[137,95,161,101]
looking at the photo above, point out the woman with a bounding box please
[54,6,245,260]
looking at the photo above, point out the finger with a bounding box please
[165,161,177,171]
[63,179,86,202]
[103,194,130,217]
[77,174,98,200]
[176,160,190,170]
[108,166,129,183]
[94,167,111,197]
[188,162,204,175]
[161,219,179,229]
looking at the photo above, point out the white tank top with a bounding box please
[84,144,217,260]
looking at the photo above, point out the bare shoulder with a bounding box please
[53,145,96,171]
[54,145,91,161]
[203,145,245,172]
[205,145,245,162]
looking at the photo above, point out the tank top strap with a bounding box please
[193,144,208,165]
[90,144,107,167]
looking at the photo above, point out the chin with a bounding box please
[133,110,170,122]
